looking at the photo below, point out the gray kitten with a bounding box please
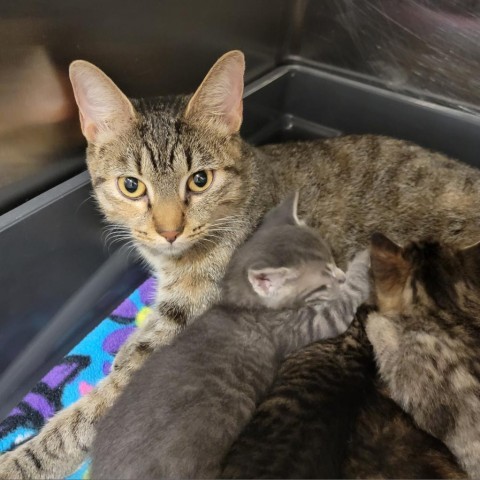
[91,193,370,479]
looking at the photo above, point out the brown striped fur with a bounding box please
[221,306,465,479]
[367,234,480,477]
[1,50,480,479]
[343,382,465,479]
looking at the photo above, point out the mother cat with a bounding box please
[1,50,480,479]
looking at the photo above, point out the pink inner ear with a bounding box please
[249,270,274,297]
[222,75,243,131]
[185,51,245,135]
[255,274,272,296]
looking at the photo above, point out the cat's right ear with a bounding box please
[184,50,245,136]
[248,267,299,297]
[69,60,136,143]
[370,233,409,289]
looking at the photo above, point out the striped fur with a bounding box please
[221,307,464,480]
[343,381,465,479]
[90,204,370,479]
[221,307,376,479]
[2,50,480,479]
[366,235,480,478]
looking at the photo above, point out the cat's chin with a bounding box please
[160,242,192,256]
[138,240,193,258]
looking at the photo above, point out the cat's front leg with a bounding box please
[0,311,180,480]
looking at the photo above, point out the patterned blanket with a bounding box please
[0,277,157,479]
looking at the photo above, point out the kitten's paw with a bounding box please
[346,249,371,281]
[344,249,371,301]
[366,312,400,367]
[348,248,371,270]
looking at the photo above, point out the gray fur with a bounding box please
[2,51,480,480]
[91,198,370,479]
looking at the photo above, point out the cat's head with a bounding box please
[222,192,346,309]
[69,51,258,260]
[370,232,480,315]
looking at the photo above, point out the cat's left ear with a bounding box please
[248,267,299,297]
[184,50,245,136]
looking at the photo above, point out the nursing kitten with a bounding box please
[220,306,376,479]
[91,194,371,479]
[221,310,464,479]
[3,50,480,479]
[366,233,480,478]
[343,382,465,479]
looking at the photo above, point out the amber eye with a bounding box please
[187,170,214,193]
[117,177,147,199]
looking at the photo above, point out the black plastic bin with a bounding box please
[1,63,479,419]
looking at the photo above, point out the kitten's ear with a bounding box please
[248,267,299,297]
[69,60,136,143]
[184,50,245,136]
[261,192,302,229]
[370,233,409,289]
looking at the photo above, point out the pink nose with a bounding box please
[159,230,181,244]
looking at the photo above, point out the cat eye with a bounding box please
[117,176,147,199]
[187,170,214,193]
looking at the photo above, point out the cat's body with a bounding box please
[91,197,370,479]
[220,307,376,479]
[343,382,465,479]
[221,306,464,480]
[366,234,480,478]
[1,51,480,479]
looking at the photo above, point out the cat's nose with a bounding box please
[159,230,182,244]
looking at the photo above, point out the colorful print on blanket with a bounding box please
[0,277,156,479]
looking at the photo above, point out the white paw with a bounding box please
[366,312,400,362]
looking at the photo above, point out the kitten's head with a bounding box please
[370,232,480,316]
[222,192,346,309]
[69,51,257,260]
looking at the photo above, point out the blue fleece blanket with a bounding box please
[0,277,157,479]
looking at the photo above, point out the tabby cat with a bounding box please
[91,194,370,479]
[366,233,480,478]
[1,50,480,479]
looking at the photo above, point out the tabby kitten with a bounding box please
[366,232,480,478]
[343,381,465,479]
[220,306,376,479]
[91,194,371,479]
[2,49,480,479]
[221,310,464,479]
